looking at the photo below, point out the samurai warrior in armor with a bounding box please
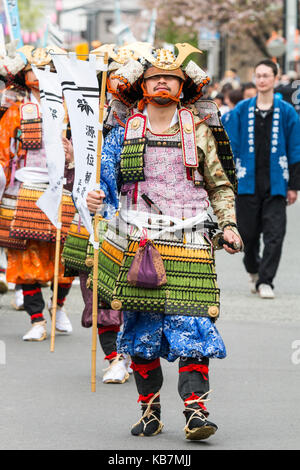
[86,42,243,440]
[0,45,74,341]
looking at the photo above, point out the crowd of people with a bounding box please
[203,66,300,118]
[0,41,299,443]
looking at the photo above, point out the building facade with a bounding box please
[58,0,143,47]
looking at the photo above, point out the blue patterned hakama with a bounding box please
[117,310,226,362]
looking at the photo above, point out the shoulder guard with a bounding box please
[103,99,129,137]
[189,100,238,193]
[120,112,147,184]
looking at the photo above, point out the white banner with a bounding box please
[32,65,66,228]
[53,53,100,235]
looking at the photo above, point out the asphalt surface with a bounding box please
[0,202,299,451]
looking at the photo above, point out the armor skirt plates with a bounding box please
[89,217,226,361]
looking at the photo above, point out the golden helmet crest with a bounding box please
[17,45,66,66]
[91,43,139,64]
[123,42,202,71]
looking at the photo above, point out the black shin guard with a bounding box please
[132,356,163,397]
[55,282,72,306]
[98,329,119,358]
[131,356,163,437]
[22,283,45,324]
[178,357,210,402]
[178,357,217,440]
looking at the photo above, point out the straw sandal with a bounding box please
[131,392,163,437]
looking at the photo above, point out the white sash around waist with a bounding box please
[119,207,208,239]
[15,167,49,184]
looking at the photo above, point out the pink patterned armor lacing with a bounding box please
[26,145,47,168]
[123,129,209,219]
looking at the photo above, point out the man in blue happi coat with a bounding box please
[223,59,300,298]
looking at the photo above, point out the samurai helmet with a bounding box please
[0,40,27,79]
[91,43,144,106]
[17,45,66,70]
[110,42,210,109]
[91,43,142,73]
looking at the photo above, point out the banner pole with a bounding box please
[50,201,62,352]
[50,107,68,352]
[91,52,108,392]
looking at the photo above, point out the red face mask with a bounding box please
[138,80,184,111]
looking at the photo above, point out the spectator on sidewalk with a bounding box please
[242,82,257,100]
[213,93,230,116]
[222,89,244,127]
[223,59,300,299]
[224,89,244,110]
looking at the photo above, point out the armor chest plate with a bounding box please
[120,109,200,186]
[122,128,208,218]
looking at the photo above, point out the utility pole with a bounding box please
[284,0,298,72]
[86,12,97,50]
[114,0,122,46]
[55,0,63,28]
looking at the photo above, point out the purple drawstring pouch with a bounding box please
[127,239,167,288]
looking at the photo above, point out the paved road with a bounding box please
[0,203,299,450]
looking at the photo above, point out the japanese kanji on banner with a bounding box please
[53,53,102,235]
[32,65,66,228]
